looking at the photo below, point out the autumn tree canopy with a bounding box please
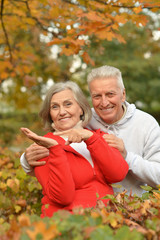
[0,0,160,113]
[0,0,160,82]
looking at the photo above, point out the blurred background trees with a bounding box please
[0,0,160,148]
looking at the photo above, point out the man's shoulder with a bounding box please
[128,107,160,132]
[126,102,157,121]
[135,107,157,121]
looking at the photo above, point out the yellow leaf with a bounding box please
[110,218,118,228]
[0,218,4,224]
[6,178,20,193]
[91,211,100,218]
[0,182,7,191]
[14,205,22,213]
[140,200,150,215]
[25,18,36,25]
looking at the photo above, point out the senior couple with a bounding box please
[21,65,160,217]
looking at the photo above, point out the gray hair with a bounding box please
[39,81,92,131]
[87,65,125,91]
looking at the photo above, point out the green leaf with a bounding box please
[110,184,123,189]
[90,225,114,240]
[115,226,144,240]
[140,185,153,191]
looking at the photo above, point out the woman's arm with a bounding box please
[21,128,75,205]
[85,130,129,183]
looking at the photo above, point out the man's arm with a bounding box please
[20,143,49,174]
[124,122,160,189]
[104,121,160,189]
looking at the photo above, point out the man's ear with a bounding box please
[122,88,126,102]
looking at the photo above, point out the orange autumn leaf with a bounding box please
[140,199,150,215]
[26,221,59,240]
[18,214,31,227]
[153,191,160,200]
[82,52,95,66]
[133,6,142,14]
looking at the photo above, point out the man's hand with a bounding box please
[103,134,127,159]
[25,143,49,167]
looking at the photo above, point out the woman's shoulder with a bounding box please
[85,128,106,136]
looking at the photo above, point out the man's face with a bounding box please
[89,77,126,124]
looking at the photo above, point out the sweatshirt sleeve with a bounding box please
[20,152,33,173]
[85,131,129,183]
[34,144,75,206]
[125,121,160,188]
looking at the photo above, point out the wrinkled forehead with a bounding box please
[51,89,75,101]
[89,77,120,91]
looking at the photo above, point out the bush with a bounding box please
[0,147,160,239]
[0,111,46,148]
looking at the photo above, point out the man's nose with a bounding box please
[101,96,109,106]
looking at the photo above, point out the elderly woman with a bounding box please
[21,81,128,218]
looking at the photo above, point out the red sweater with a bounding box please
[34,129,128,217]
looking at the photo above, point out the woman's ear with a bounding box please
[80,109,84,120]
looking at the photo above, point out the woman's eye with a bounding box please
[51,105,58,109]
[65,102,72,106]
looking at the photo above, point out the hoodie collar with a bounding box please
[92,101,136,127]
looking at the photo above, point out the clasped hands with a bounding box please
[21,128,127,168]
[21,127,93,147]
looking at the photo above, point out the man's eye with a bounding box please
[107,93,114,97]
[93,95,100,99]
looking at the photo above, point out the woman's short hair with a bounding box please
[39,81,92,131]
[87,65,125,91]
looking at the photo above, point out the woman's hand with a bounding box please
[21,128,58,148]
[103,134,127,159]
[54,129,93,145]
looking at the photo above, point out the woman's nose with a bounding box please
[59,106,67,115]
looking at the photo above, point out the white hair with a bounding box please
[87,65,125,91]
[39,81,92,131]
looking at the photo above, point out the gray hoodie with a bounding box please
[87,101,160,196]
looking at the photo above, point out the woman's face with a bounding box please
[50,89,83,131]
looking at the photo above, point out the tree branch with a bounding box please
[0,0,13,62]
[92,0,160,10]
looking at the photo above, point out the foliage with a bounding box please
[0,0,160,118]
[83,19,160,117]
[0,0,160,82]
[1,146,160,239]
[0,146,42,225]
[0,111,46,148]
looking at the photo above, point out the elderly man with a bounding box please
[20,65,160,196]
